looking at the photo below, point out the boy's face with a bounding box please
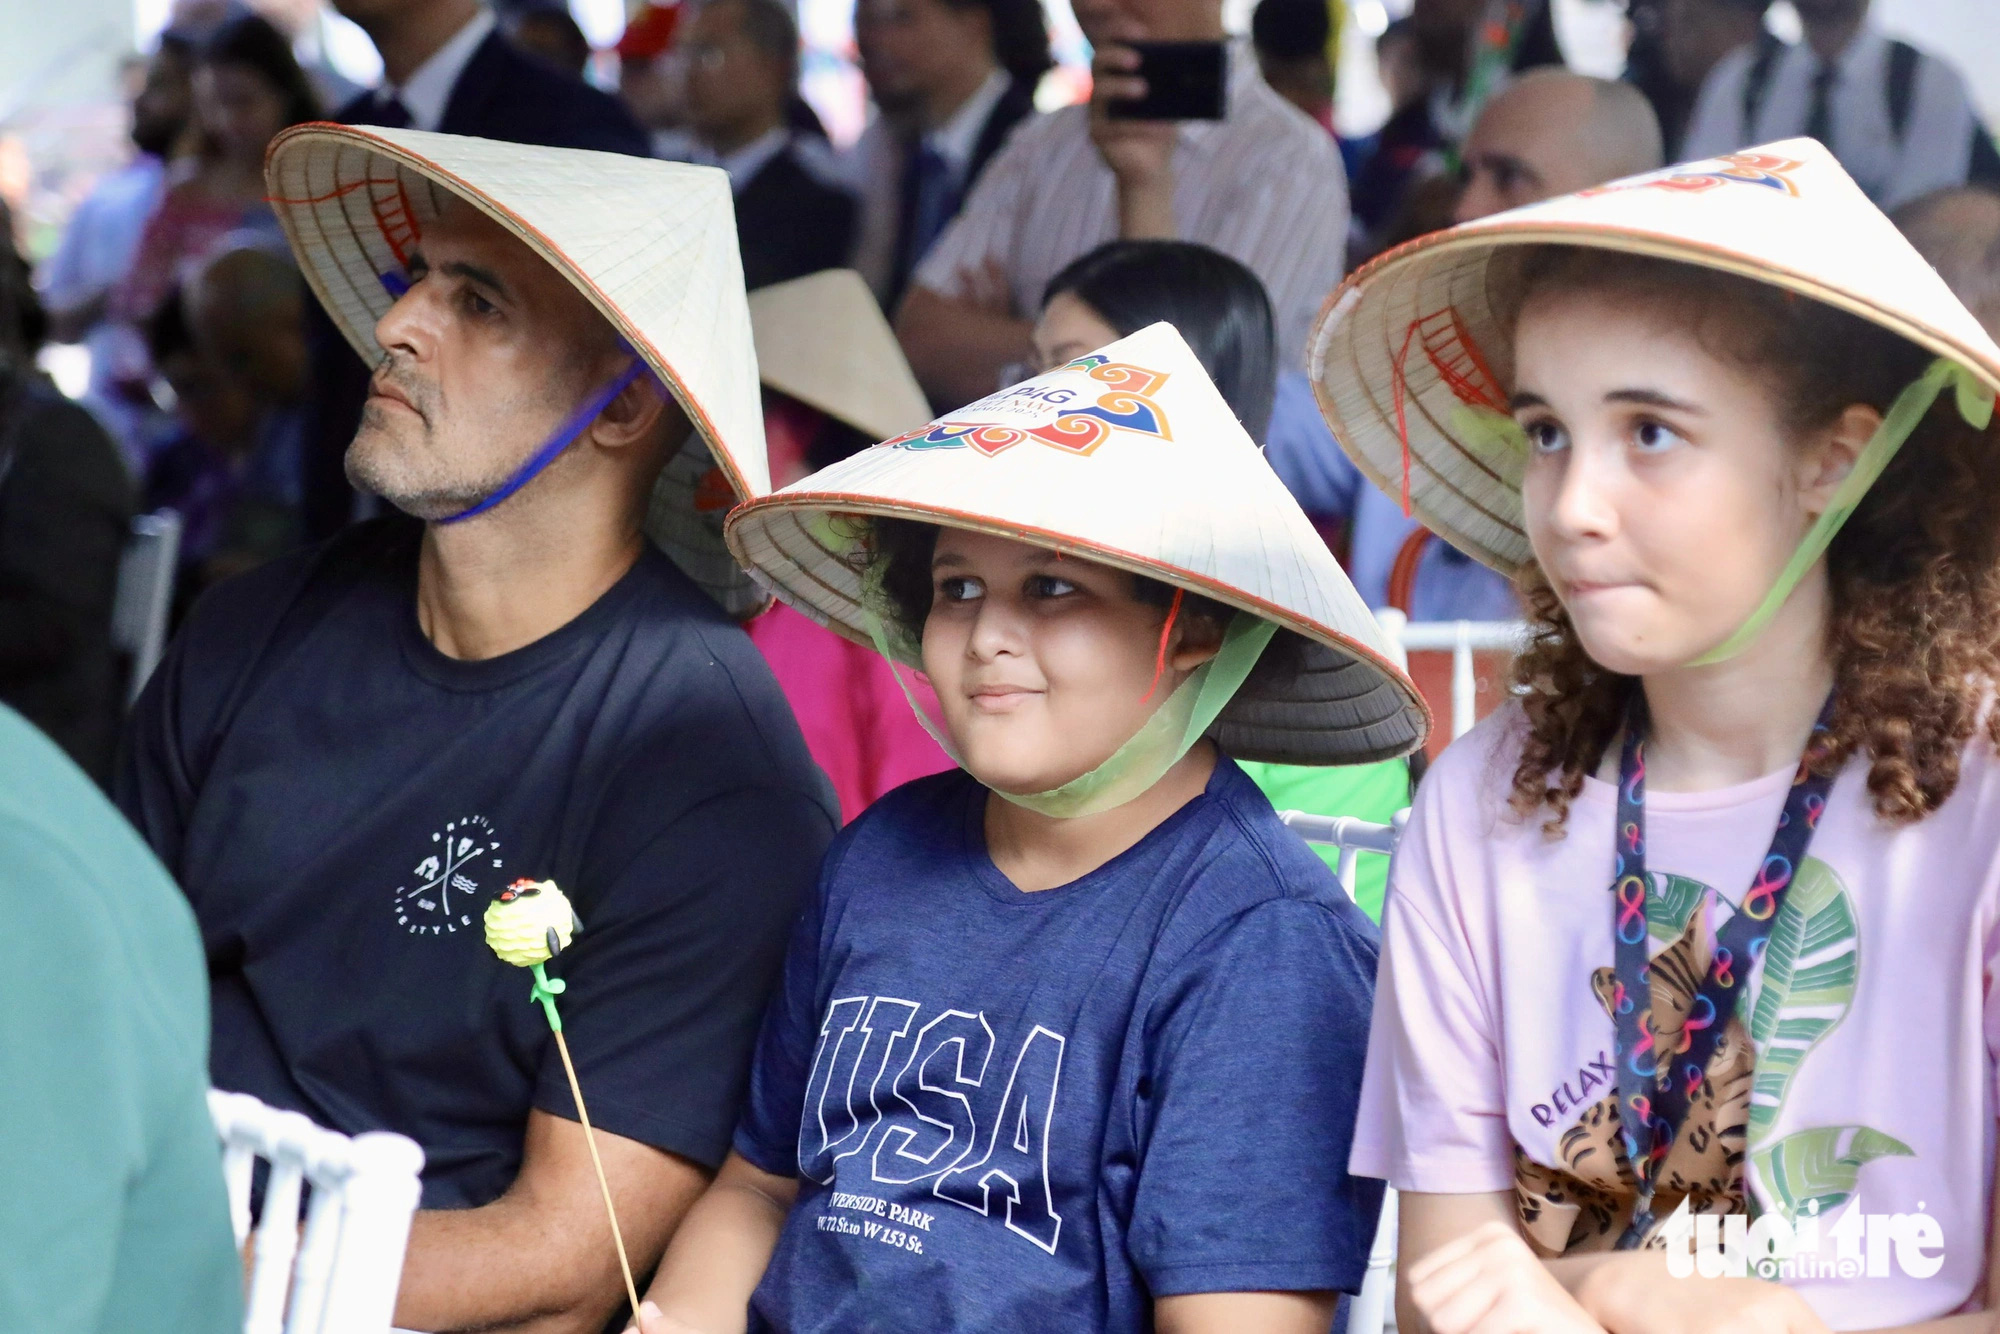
[920,530,1217,796]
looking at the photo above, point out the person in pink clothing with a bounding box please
[1309,141,2000,1331]
[742,272,954,819]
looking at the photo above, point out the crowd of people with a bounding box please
[6,0,2000,1331]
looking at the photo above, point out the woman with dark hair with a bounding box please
[111,14,319,329]
[1032,238,1413,914]
[1035,239,1278,439]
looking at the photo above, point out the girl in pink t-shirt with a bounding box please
[1310,141,2000,1332]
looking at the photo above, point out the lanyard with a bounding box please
[1609,690,1836,1249]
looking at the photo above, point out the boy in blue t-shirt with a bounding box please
[636,325,1428,1333]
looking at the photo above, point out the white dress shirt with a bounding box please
[913,45,1349,367]
[375,7,497,132]
[1682,24,1984,209]
[678,127,791,193]
[847,67,1012,299]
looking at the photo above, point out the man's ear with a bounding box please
[592,371,685,453]
[1800,403,1880,519]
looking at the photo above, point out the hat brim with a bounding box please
[266,122,764,615]
[727,492,1431,766]
[1311,219,2000,576]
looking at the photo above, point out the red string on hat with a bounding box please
[1390,324,1419,517]
[1140,587,1184,705]
[1392,309,1510,520]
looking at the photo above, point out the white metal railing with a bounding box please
[209,1089,425,1334]
[1372,612,1532,740]
[1277,810,1407,1332]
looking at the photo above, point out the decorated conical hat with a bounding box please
[264,123,768,615]
[748,269,931,441]
[1309,137,2000,576]
[726,323,1430,765]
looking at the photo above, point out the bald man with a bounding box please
[1454,69,1665,223]
[1894,186,2000,341]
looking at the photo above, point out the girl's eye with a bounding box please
[1522,419,1568,454]
[1633,419,1686,454]
[936,575,982,603]
[1025,574,1079,599]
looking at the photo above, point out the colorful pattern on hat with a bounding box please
[264,123,768,615]
[726,323,1430,766]
[1309,138,2000,576]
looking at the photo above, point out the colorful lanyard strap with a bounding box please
[1609,690,1837,1249]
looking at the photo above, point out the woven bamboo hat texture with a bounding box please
[1309,137,2000,576]
[748,269,932,441]
[264,123,768,615]
[726,322,1430,765]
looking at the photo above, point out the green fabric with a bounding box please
[1240,758,1413,924]
[1693,357,1996,665]
[0,706,242,1334]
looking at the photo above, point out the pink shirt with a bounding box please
[1354,705,2000,1327]
[745,604,953,824]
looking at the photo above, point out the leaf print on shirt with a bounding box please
[1745,857,1859,1143]
[1741,857,1914,1222]
[1752,1124,1915,1221]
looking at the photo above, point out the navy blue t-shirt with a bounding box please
[117,517,838,1208]
[734,759,1383,1332]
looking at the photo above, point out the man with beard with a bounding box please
[116,125,836,1334]
[1683,0,1998,208]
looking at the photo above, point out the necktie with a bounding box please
[372,91,414,130]
[1804,58,1836,148]
[906,143,960,272]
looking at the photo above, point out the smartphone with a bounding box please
[1105,41,1227,121]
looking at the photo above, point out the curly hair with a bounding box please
[1498,247,2000,834]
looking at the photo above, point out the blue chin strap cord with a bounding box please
[372,267,652,526]
[438,356,649,525]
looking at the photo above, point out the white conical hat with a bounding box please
[1309,138,2000,576]
[726,323,1430,765]
[748,269,931,441]
[264,123,768,615]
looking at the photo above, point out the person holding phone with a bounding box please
[893,0,1350,411]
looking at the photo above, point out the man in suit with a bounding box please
[303,0,652,540]
[675,0,858,292]
[846,0,1048,308]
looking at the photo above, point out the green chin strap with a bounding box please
[1457,356,1995,667]
[862,595,1277,822]
[1691,356,1994,665]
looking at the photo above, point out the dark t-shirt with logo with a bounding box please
[117,517,837,1209]
[734,761,1383,1332]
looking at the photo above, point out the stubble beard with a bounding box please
[345,370,508,522]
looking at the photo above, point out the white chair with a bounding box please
[208,1089,425,1334]
[112,510,182,705]
[1373,611,1531,741]
[1277,809,1408,1334]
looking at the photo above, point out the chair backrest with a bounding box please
[1375,610,1530,753]
[208,1089,425,1334]
[112,510,182,705]
[1276,808,1406,1333]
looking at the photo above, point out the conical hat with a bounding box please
[725,323,1430,765]
[748,269,931,441]
[1309,138,2000,576]
[264,123,768,615]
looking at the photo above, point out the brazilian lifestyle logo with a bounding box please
[395,814,505,935]
[1662,1199,1945,1282]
